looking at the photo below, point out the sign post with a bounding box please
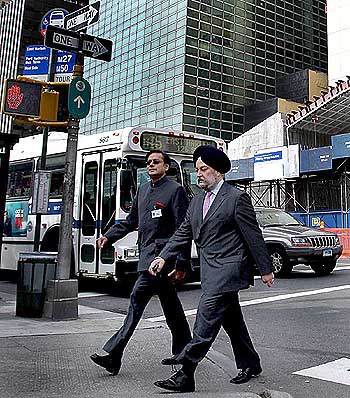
[42,5,112,321]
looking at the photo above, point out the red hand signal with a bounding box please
[7,85,24,110]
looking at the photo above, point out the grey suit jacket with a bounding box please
[160,182,273,294]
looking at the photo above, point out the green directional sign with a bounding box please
[68,76,91,119]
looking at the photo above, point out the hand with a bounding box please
[168,269,186,283]
[7,85,24,109]
[148,257,165,276]
[96,236,108,249]
[262,272,274,287]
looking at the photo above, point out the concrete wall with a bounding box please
[228,113,286,160]
[308,70,328,100]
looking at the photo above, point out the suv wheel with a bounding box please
[310,261,336,276]
[268,247,293,277]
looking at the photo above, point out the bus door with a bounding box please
[79,152,118,275]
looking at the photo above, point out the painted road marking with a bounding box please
[297,266,350,273]
[78,292,109,298]
[293,358,350,386]
[146,284,350,322]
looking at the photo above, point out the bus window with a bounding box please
[43,154,65,197]
[120,156,182,212]
[181,160,201,199]
[102,159,118,233]
[7,161,33,198]
[167,160,181,184]
[136,167,149,186]
[120,157,144,213]
[120,169,135,213]
[82,161,98,236]
[101,157,115,266]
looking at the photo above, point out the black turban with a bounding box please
[193,145,231,174]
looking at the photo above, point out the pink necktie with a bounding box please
[203,191,213,218]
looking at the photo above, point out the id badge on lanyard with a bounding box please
[151,209,162,218]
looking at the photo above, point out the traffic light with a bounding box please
[38,83,69,123]
[2,79,41,117]
[39,91,59,121]
[2,77,70,126]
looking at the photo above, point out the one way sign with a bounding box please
[45,25,113,62]
[64,1,100,32]
[81,33,112,62]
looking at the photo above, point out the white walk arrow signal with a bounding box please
[74,95,85,108]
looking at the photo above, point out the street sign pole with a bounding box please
[43,54,85,320]
[42,6,112,321]
[57,57,84,280]
[33,48,57,252]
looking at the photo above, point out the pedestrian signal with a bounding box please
[2,79,42,117]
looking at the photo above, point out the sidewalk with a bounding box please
[0,290,293,398]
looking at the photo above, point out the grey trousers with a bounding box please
[176,291,261,371]
[103,271,192,357]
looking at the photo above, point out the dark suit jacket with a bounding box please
[104,176,190,272]
[160,182,273,294]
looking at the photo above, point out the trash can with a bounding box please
[16,252,58,318]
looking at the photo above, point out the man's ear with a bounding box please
[165,163,170,171]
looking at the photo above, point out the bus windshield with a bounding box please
[120,156,181,212]
[181,160,201,199]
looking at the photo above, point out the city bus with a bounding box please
[1,127,226,281]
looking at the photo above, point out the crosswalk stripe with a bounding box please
[293,358,350,386]
[146,284,350,322]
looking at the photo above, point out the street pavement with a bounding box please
[0,285,293,398]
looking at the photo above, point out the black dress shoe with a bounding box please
[154,369,195,393]
[161,355,179,365]
[230,366,262,384]
[90,353,121,375]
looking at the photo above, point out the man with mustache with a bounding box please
[91,150,192,375]
[149,145,274,393]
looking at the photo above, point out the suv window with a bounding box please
[255,209,301,227]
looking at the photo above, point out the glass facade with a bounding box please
[82,0,328,141]
[83,0,187,134]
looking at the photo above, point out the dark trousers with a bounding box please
[103,271,192,357]
[176,291,260,372]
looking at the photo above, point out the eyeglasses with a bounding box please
[146,159,162,165]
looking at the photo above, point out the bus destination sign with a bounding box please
[140,132,217,155]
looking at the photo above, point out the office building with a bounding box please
[327,0,350,86]
[82,0,328,141]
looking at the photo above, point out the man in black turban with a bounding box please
[193,145,231,174]
[149,145,274,393]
